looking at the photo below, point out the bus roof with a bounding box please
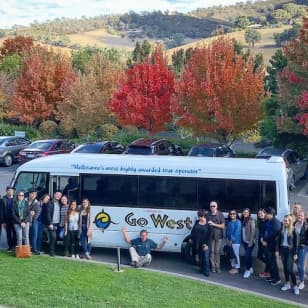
[15,154,286,181]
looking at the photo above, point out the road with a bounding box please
[0,163,308,306]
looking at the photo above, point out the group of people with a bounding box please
[188,200,308,295]
[0,185,93,259]
[1,184,307,296]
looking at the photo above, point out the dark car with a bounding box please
[256,147,307,189]
[124,138,183,155]
[71,141,125,154]
[0,136,31,166]
[188,143,235,157]
[19,139,74,164]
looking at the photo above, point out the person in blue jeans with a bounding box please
[79,198,93,260]
[294,211,308,291]
[190,209,213,276]
[226,210,242,274]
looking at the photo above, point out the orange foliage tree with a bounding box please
[174,37,266,142]
[109,46,175,134]
[0,36,34,57]
[10,47,76,126]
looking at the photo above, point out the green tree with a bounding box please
[0,54,23,79]
[234,16,250,29]
[271,9,291,24]
[244,29,261,48]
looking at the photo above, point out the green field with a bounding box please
[0,252,295,308]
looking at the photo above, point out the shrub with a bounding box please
[0,122,14,135]
[95,123,118,139]
[39,120,58,137]
[122,125,139,135]
[58,120,75,138]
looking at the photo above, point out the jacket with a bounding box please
[226,219,242,244]
[79,210,93,241]
[0,195,14,223]
[42,200,60,225]
[263,217,281,250]
[294,222,308,253]
[11,199,31,225]
[277,228,296,254]
[27,198,41,221]
[242,218,256,246]
[190,221,213,251]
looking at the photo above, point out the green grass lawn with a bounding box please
[0,252,294,308]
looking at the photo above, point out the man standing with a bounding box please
[42,191,62,256]
[261,207,281,286]
[0,185,17,251]
[206,200,225,273]
[122,227,168,267]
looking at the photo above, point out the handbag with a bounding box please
[15,245,31,258]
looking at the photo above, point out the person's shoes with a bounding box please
[249,267,254,274]
[228,268,239,274]
[34,251,40,255]
[265,277,273,282]
[135,262,142,268]
[71,254,76,258]
[7,248,13,253]
[75,254,80,259]
[211,268,216,273]
[203,272,210,277]
[298,282,305,290]
[281,282,291,291]
[294,286,300,295]
[259,272,270,278]
[270,279,281,286]
[85,253,92,260]
[130,261,137,267]
[216,268,221,274]
[243,270,251,278]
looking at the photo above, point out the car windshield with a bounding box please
[73,144,102,153]
[126,146,152,155]
[189,147,215,157]
[0,139,7,146]
[28,141,53,150]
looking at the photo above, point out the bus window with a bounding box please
[198,179,226,210]
[51,175,79,201]
[14,172,49,198]
[261,181,277,210]
[81,174,138,206]
[139,176,198,209]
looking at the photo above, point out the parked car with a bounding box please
[72,141,125,154]
[188,143,235,157]
[124,138,184,155]
[256,147,307,189]
[19,139,74,164]
[0,136,31,166]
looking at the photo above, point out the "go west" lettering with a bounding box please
[125,212,192,230]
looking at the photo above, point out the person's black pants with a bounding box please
[257,240,269,272]
[5,222,17,249]
[280,247,296,285]
[48,224,58,255]
[265,248,280,281]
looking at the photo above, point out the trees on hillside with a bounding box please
[245,29,261,48]
[174,37,265,142]
[110,46,175,134]
[0,36,34,57]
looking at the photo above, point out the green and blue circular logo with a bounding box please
[94,209,118,230]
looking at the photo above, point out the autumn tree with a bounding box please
[110,45,175,134]
[174,37,265,142]
[0,74,14,121]
[59,52,123,137]
[0,36,34,57]
[10,47,76,126]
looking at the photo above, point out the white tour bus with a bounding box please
[11,154,289,253]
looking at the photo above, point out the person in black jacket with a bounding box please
[261,207,282,286]
[11,191,31,246]
[190,209,213,276]
[42,191,62,256]
[0,185,17,251]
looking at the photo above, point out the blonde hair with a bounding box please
[283,214,294,236]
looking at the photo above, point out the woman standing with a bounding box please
[11,191,31,246]
[190,209,213,276]
[241,208,256,278]
[226,210,242,274]
[294,211,308,291]
[79,198,93,260]
[291,202,302,223]
[65,200,80,259]
[59,195,70,256]
[277,215,298,294]
[257,208,270,278]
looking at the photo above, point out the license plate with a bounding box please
[27,154,35,158]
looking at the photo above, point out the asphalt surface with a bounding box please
[0,163,308,306]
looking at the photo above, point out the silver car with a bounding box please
[0,136,31,166]
[256,147,307,189]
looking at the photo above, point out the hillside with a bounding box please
[167,26,292,64]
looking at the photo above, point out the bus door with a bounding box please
[50,175,80,201]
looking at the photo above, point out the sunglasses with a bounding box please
[230,213,236,215]
[18,194,24,196]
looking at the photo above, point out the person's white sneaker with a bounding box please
[249,267,254,274]
[71,254,75,258]
[281,282,291,291]
[294,286,300,295]
[243,270,251,278]
[298,282,305,290]
[75,254,80,259]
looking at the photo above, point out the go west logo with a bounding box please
[125,212,192,230]
[94,208,118,231]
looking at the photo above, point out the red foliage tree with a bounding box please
[109,46,175,134]
[0,36,34,57]
[10,47,76,126]
[279,17,308,135]
[174,37,265,142]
